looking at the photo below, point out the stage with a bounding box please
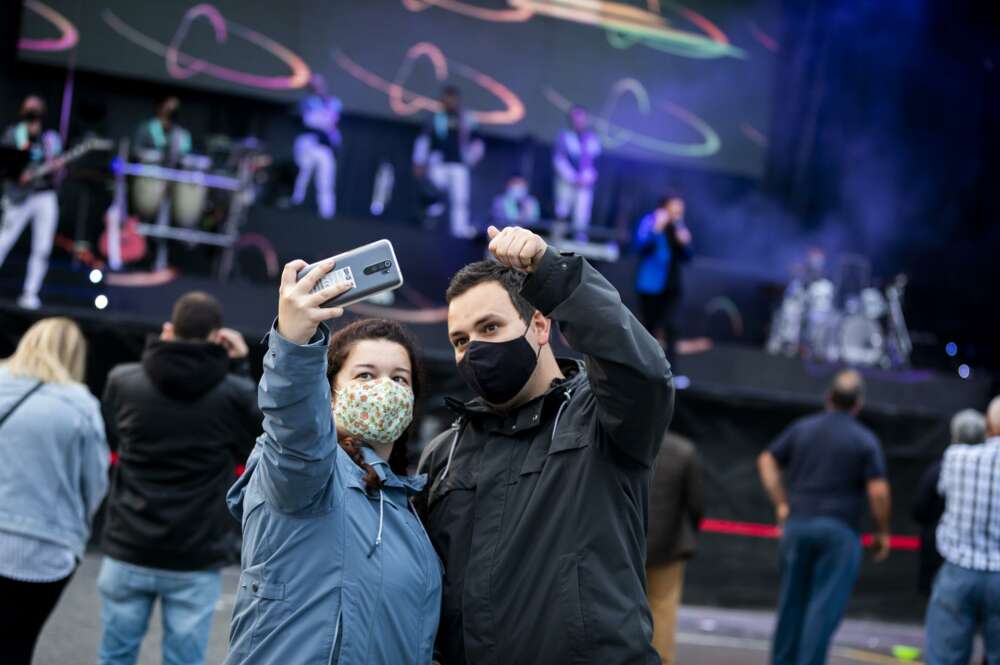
[1,206,996,622]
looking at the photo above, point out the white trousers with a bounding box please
[0,191,58,299]
[292,134,336,219]
[429,162,472,237]
[555,178,594,235]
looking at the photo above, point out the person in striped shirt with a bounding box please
[926,395,1000,665]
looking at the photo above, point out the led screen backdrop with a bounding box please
[18,0,777,176]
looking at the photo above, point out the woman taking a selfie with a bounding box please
[225,259,442,665]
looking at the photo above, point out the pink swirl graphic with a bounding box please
[334,42,525,126]
[18,0,79,53]
[102,5,310,90]
[546,80,720,158]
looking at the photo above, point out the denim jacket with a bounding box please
[0,367,109,558]
[224,326,442,665]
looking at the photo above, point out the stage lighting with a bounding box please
[95,295,109,310]
[958,364,971,379]
[89,269,104,284]
[945,342,958,357]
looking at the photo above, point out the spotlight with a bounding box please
[945,342,958,357]
[94,294,109,310]
[958,364,971,379]
[674,375,691,390]
[89,269,104,284]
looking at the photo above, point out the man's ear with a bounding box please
[530,311,552,348]
[161,322,175,341]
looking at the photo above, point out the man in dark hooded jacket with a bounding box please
[418,225,674,664]
[97,291,260,665]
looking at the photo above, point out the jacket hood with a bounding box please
[142,337,230,401]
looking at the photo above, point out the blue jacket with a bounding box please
[0,367,109,558]
[634,213,693,294]
[224,326,442,665]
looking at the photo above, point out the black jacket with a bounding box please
[912,459,945,595]
[646,433,703,566]
[418,250,674,665]
[100,338,260,571]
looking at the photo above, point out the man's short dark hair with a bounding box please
[171,291,223,340]
[658,190,683,209]
[828,369,865,411]
[446,261,535,324]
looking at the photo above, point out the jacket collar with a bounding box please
[359,445,427,494]
[445,358,586,435]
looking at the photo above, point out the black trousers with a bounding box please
[0,573,74,665]
[639,288,682,366]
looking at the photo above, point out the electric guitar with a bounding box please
[6,136,113,205]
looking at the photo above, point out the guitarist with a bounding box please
[0,95,63,310]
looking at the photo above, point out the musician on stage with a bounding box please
[553,105,601,241]
[133,96,191,168]
[291,74,341,220]
[413,86,484,238]
[0,95,63,310]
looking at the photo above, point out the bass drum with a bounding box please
[172,154,212,228]
[130,149,166,218]
[839,314,885,367]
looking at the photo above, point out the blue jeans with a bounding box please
[925,562,1000,665]
[96,557,222,665]
[771,517,862,665]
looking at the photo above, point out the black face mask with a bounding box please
[164,107,179,123]
[20,111,42,123]
[458,327,538,405]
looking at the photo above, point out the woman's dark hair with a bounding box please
[326,319,424,492]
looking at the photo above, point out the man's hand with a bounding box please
[653,210,670,233]
[776,502,790,526]
[487,225,547,273]
[675,225,692,245]
[211,328,249,359]
[871,532,891,562]
[277,259,352,344]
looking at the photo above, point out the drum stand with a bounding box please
[108,140,254,280]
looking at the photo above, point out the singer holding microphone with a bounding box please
[634,191,694,366]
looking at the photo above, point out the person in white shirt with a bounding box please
[553,106,601,241]
[292,74,342,220]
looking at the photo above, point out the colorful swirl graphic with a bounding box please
[546,80,720,158]
[102,4,310,90]
[334,43,525,126]
[18,0,79,53]
[402,0,744,59]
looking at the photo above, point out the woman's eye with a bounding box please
[454,338,468,349]
[393,376,410,386]
[484,324,498,334]
[356,372,374,380]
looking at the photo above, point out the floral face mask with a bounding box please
[333,377,414,446]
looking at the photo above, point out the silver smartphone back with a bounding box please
[296,239,404,308]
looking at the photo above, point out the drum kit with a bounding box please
[106,138,268,278]
[767,267,912,368]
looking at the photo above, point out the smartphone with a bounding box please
[296,239,403,308]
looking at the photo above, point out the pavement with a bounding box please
[34,553,933,665]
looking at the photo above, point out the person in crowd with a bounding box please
[224,261,442,665]
[646,431,704,665]
[417,225,674,664]
[924,396,1000,665]
[133,95,191,167]
[912,409,986,596]
[413,86,484,238]
[553,105,601,240]
[97,292,260,665]
[0,94,64,310]
[291,73,342,219]
[757,369,891,665]
[0,318,109,665]
[634,192,694,366]
[491,174,540,226]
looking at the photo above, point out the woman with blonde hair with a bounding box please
[0,317,110,665]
